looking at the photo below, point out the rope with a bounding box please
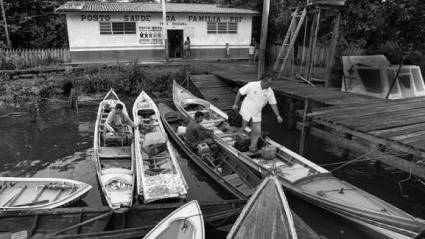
[398,165,412,198]
[329,145,385,172]
[206,210,237,227]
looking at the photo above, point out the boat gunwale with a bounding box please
[93,88,135,209]
[159,107,253,200]
[172,81,425,237]
[133,91,187,203]
[142,200,204,239]
[226,176,298,239]
[0,177,92,210]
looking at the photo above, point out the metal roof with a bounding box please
[56,1,259,15]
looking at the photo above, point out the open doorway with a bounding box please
[168,30,183,58]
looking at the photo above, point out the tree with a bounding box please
[0,0,68,48]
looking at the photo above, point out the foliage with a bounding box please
[0,0,68,49]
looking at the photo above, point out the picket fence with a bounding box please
[0,48,71,70]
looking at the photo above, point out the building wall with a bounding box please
[65,12,253,63]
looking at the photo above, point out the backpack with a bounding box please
[228,110,243,127]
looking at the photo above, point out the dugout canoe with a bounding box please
[0,177,91,211]
[227,175,297,239]
[143,200,204,239]
[0,199,245,239]
[93,89,135,210]
[158,102,320,239]
[132,91,187,203]
[173,80,425,239]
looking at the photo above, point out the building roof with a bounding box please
[56,1,259,15]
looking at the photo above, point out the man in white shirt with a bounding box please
[232,75,283,152]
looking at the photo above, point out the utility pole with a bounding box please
[257,0,270,80]
[0,0,11,48]
[161,0,169,61]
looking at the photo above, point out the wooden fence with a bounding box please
[0,48,71,70]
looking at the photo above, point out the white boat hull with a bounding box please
[0,177,91,211]
[143,200,204,239]
[133,91,187,203]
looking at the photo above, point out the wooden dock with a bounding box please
[189,63,425,179]
[191,74,236,111]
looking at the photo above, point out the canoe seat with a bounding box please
[223,174,244,188]
[236,184,256,197]
[99,147,131,158]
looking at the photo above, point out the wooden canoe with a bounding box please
[157,102,259,199]
[143,200,204,239]
[158,103,320,239]
[173,80,425,239]
[0,177,91,211]
[93,89,135,210]
[227,175,297,239]
[133,91,187,203]
[0,199,245,239]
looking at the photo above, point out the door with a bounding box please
[168,30,183,58]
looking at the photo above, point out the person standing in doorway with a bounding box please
[184,37,191,58]
[226,43,231,61]
[232,75,283,153]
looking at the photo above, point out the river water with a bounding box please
[1,102,424,239]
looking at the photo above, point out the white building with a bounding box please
[56,1,258,63]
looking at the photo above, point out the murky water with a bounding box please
[1,102,424,239]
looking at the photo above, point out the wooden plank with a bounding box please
[236,184,256,197]
[223,173,239,182]
[87,212,112,233]
[98,147,131,158]
[297,122,425,179]
[311,97,425,117]
[370,123,425,138]
[228,176,244,188]
[311,117,425,158]
[321,106,425,128]
[317,100,425,121]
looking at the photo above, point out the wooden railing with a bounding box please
[0,48,71,70]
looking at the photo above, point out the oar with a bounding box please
[13,199,49,207]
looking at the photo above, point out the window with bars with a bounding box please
[100,22,136,35]
[207,22,238,34]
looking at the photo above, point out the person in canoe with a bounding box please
[232,75,283,153]
[185,111,213,150]
[105,103,136,134]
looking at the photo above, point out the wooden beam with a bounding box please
[311,117,425,158]
[324,11,341,88]
[299,99,311,155]
[297,123,425,179]
[305,8,321,82]
[257,0,270,80]
[161,0,169,62]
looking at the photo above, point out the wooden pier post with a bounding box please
[287,99,297,130]
[305,8,321,83]
[257,0,270,80]
[324,11,341,88]
[299,99,311,155]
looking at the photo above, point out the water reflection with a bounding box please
[1,103,424,238]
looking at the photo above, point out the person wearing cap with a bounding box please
[232,75,283,153]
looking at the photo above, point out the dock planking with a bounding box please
[191,74,236,111]
[190,63,425,179]
[209,69,385,106]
